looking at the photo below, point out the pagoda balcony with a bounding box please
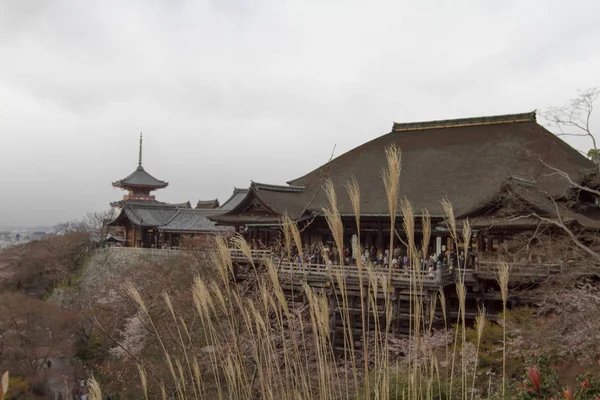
[123,194,156,201]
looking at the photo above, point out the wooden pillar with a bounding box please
[446,236,454,251]
[255,227,261,249]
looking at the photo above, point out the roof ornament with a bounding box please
[138,132,143,167]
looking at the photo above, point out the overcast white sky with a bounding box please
[0,0,599,229]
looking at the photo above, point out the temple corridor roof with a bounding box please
[108,188,243,233]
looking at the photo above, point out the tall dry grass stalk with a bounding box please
[462,219,472,281]
[400,197,417,397]
[448,281,467,400]
[441,198,474,400]
[287,215,304,261]
[345,176,361,235]
[497,263,510,399]
[471,306,487,400]
[0,372,7,400]
[440,198,458,247]
[137,364,149,400]
[380,143,401,398]
[211,235,235,285]
[281,213,293,260]
[381,144,402,264]
[323,178,344,265]
[422,209,431,259]
[438,288,449,400]
[231,234,255,270]
[86,378,102,400]
[345,176,369,394]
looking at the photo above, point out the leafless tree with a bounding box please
[543,87,600,173]
[54,209,117,248]
[0,293,78,377]
[498,89,600,274]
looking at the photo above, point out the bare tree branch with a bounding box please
[538,157,600,198]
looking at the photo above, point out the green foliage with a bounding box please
[463,307,536,372]
[75,329,111,362]
[513,354,561,400]
[575,372,600,400]
[512,353,600,399]
[6,376,30,398]
[504,307,536,326]
[465,322,504,369]
[386,372,452,400]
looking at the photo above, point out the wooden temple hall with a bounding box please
[107,134,246,248]
[210,111,600,337]
[212,111,600,263]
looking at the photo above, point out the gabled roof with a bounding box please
[218,188,249,211]
[465,182,600,230]
[171,201,192,209]
[196,199,220,209]
[161,209,233,233]
[122,203,179,227]
[113,166,168,189]
[214,111,594,223]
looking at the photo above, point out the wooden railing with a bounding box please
[229,249,272,260]
[476,261,563,278]
[277,262,450,285]
[95,247,187,258]
[228,250,451,285]
[456,261,564,281]
[228,249,566,284]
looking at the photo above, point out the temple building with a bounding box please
[108,134,246,248]
[212,112,600,260]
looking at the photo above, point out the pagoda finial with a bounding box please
[138,133,143,167]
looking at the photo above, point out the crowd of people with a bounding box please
[286,242,477,273]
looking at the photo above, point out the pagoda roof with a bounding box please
[212,111,595,224]
[112,166,168,189]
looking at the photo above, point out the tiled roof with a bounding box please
[108,199,234,232]
[218,188,249,211]
[196,199,220,209]
[123,204,178,227]
[161,209,233,232]
[113,166,168,189]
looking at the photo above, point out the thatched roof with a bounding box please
[214,112,594,224]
